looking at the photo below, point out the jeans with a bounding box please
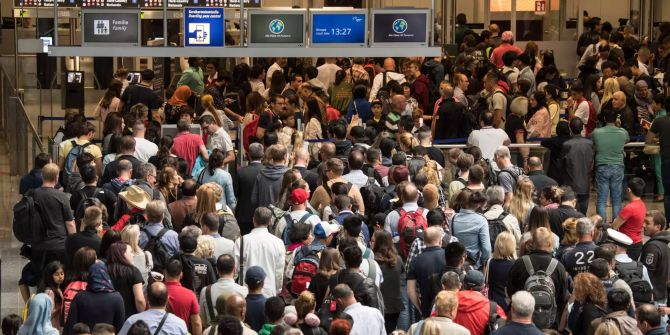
[398,273,410,331]
[653,154,665,195]
[577,194,590,215]
[595,164,625,222]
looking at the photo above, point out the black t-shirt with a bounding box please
[121,84,162,110]
[561,241,597,278]
[434,99,467,140]
[651,115,670,159]
[258,111,281,133]
[109,265,144,316]
[70,186,117,223]
[505,114,527,143]
[308,273,332,310]
[32,187,74,251]
[426,146,445,167]
[407,246,446,317]
[181,254,216,296]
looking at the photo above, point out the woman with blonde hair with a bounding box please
[557,218,579,260]
[200,94,236,130]
[601,77,620,107]
[594,321,622,335]
[485,231,517,310]
[121,224,153,285]
[508,178,535,224]
[568,272,607,335]
[398,132,419,152]
[195,235,216,261]
[156,166,182,204]
[184,182,240,240]
[294,291,327,335]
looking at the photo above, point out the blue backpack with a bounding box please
[63,140,92,180]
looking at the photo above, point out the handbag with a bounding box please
[643,144,660,155]
[482,257,492,297]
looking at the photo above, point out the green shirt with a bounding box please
[177,67,204,94]
[592,124,629,166]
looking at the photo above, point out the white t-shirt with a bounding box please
[133,137,158,163]
[467,127,510,162]
[574,100,590,136]
[316,63,342,90]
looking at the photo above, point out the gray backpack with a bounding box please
[522,256,558,329]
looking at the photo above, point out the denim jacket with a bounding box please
[451,209,491,269]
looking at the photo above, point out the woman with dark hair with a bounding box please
[196,149,236,211]
[102,112,124,155]
[536,52,565,88]
[304,97,326,159]
[275,169,303,211]
[165,85,193,124]
[544,84,561,135]
[526,91,552,139]
[156,166,181,204]
[308,248,342,310]
[102,133,123,172]
[148,135,176,170]
[105,241,145,316]
[249,64,266,93]
[95,79,123,123]
[63,262,126,334]
[230,63,252,112]
[267,70,286,99]
[99,230,121,262]
[519,206,560,255]
[372,230,403,332]
[62,247,97,325]
[37,261,65,328]
[346,84,372,123]
[328,70,353,114]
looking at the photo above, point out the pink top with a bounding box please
[527,107,552,139]
[171,131,204,174]
[490,43,523,68]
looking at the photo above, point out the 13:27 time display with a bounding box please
[330,28,352,35]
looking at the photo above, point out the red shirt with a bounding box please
[165,280,200,327]
[490,43,523,68]
[171,131,204,174]
[618,198,646,244]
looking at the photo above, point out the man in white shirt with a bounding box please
[316,57,342,90]
[467,111,510,163]
[201,212,234,259]
[273,188,321,244]
[119,282,188,335]
[369,58,407,101]
[131,120,158,163]
[199,114,234,168]
[343,150,378,189]
[234,207,286,297]
[199,254,248,325]
[266,58,286,88]
[334,284,386,335]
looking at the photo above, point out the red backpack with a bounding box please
[289,246,320,296]
[62,280,87,324]
[397,208,427,259]
[242,111,272,151]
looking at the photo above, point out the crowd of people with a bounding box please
[7,16,670,335]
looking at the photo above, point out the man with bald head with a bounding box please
[384,182,428,239]
[433,81,469,140]
[407,226,447,318]
[119,282,188,335]
[225,295,256,335]
[527,156,557,201]
[608,90,635,132]
[292,148,317,192]
[369,57,406,101]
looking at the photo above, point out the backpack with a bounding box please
[62,281,86,324]
[267,204,289,236]
[487,212,509,250]
[360,168,385,223]
[397,208,427,260]
[282,212,313,245]
[242,111,272,152]
[289,246,321,296]
[455,177,468,189]
[497,167,527,188]
[615,261,654,304]
[141,227,170,273]
[376,72,390,101]
[485,159,498,187]
[522,256,559,329]
[485,300,503,335]
[63,140,92,181]
[13,190,45,244]
[74,188,104,227]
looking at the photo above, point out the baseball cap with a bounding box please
[290,188,309,205]
[463,270,485,289]
[245,266,266,286]
[314,221,340,238]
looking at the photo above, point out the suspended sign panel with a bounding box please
[15,0,77,7]
[371,9,430,46]
[248,9,306,47]
[139,0,259,8]
[81,9,141,45]
[310,10,367,47]
[184,7,225,47]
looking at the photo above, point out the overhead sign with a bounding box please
[372,9,429,46]
[310,11,366,46]
[81,10,140,45]
[535,0,546,15]
[15,0,76,7]
[248,10,305,46]
[184,7,225,47]
[81,0,138,7]
[139,0,258,8]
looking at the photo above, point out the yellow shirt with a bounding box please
[59,138,103,164]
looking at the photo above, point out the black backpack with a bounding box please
[74,188,104,227]
[360,168,385,223]
[13,190,45,244]
[141,227,170,273]
[487,212,509,250]
[615,261,654,304]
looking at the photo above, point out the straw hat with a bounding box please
[118,185,151,210]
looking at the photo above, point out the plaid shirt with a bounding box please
[348,64,370,85]
[404,230,458,272]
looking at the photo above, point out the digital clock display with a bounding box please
[311,12,366,45]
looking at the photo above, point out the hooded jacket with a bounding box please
[411,74,432,113]
[251,164,289,208]
[421,60,445,88]
[589,311,643,335]
[454,290,507,335]
[641,230,670,300]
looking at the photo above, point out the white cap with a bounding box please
[607,228,633,247]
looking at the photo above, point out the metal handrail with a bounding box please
[433,142,647,149]
[1,64,46,153]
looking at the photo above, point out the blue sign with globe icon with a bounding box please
[269,19,285,34]
[392,18,408,34]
